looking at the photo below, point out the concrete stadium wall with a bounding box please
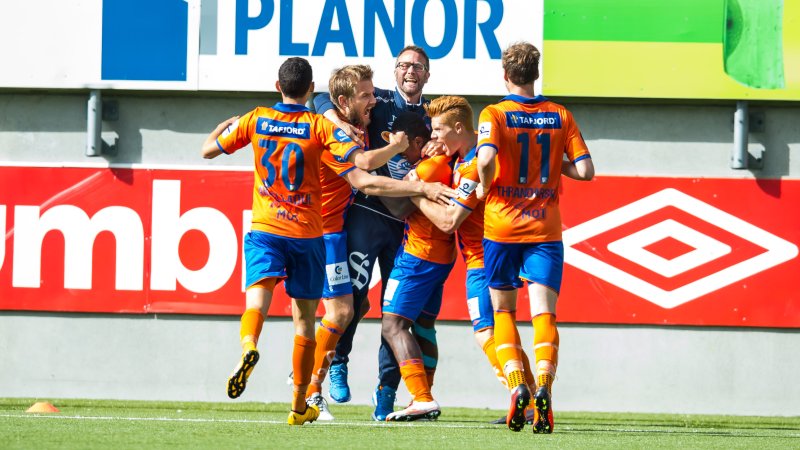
[1,91,799,416]
[1,313,799,417]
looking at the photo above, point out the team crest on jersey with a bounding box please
[457,178,479,199]
[478,122,491,139]
[334,128,352,143]
[387,155,412,180]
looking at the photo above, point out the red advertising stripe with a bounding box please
[1,166,798,327]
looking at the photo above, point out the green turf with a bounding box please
[1,398,798,449]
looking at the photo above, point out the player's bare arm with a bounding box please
[405,165,457,204]
[419,180,457,205]
[410,196,473,235]
[345,168,455,204]
[475,146,497,200]
[350,131,410,171]
[561,158,595,181]
[201,115,239,159]
[405,166,467,234]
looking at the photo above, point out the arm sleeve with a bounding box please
[313,92,335,115]
[452,163,481,210]
[321,149,357,177]
[563,110,590,162]
[215,109,257,155]
[317,117,362,165]
[476,107,501,155]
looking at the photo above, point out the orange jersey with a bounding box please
[451,147,485,270]
[215,103,359,238]
[320,131,367,234]
[320,149,357,234]
[477,95,590,243]
[403,154,457,264]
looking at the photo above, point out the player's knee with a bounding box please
[336,305,354,327]
[294,318,316,340]
[473,328,492,348]
[381,316,407,340]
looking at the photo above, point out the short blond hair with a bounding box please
[329,64,374,109]
[425,95,474,133]
[502,42,540,86]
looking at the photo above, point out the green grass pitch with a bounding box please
[1,398,798,449]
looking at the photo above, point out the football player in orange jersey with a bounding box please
[311,47,435,419]
[407,95,539,424]
[475,43,595,434]
[380,150,458,422]
[200,58,451,426]
[201,57,347,426]
[305,65,456,420]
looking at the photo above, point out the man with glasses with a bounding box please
[313,46,433,420]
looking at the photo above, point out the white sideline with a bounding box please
[2,414,796,437]
[0,413,489,429]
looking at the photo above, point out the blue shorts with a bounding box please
[244,230,325,299]
[323,231,352,299]
[465,268,494,332]
[382,250,454,322]
[482,239,564,293]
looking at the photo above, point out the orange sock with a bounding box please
[481,335,507,388]
[239,309,264,351]
[399,359,433,402]
[494,310,524,387]
[291,335,316,412]
[533,313,559,368]
[521,350,536,391]
[307,319,344,397]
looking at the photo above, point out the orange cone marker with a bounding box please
[26,402,60,413]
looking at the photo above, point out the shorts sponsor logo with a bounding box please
[466,296,480,322]
[382,278,400,305]
[326,262,350,286]
[563,188,798,309]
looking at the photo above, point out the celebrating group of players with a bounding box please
[201,41,594,434]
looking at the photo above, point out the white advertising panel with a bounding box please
[0,0,543,95]
[0,0,201,90]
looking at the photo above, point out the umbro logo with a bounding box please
[563,188,798,309]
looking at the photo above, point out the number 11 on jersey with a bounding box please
[516,132,551,185]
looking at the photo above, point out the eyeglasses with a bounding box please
[395,61,427,72]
